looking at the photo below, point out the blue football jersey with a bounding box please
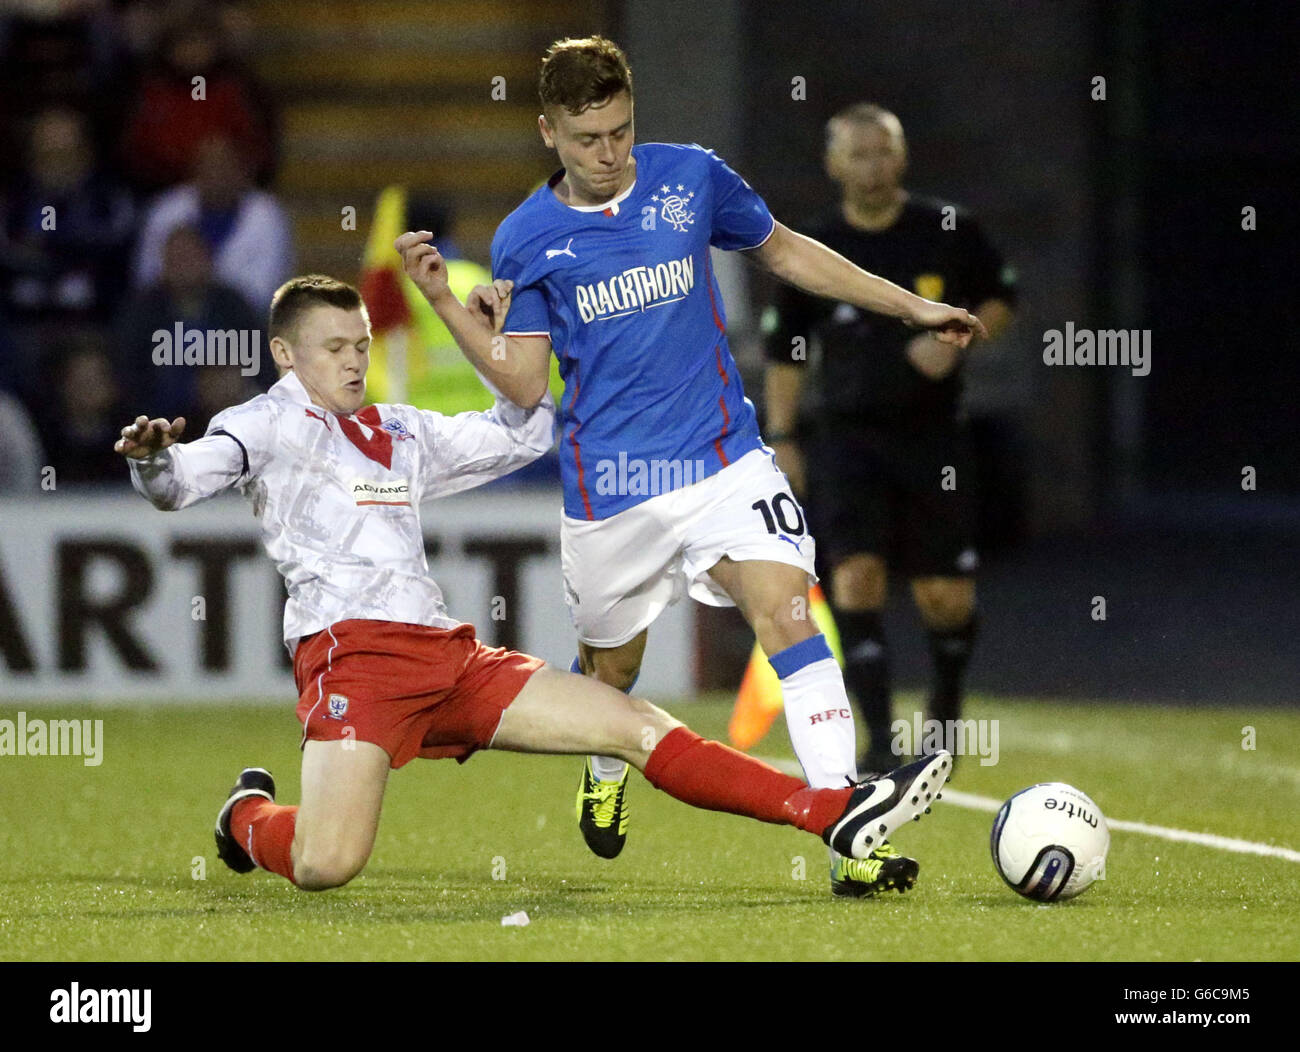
[491,142,775,520]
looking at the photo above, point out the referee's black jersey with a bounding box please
[761,195,1016,432]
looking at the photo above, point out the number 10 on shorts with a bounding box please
[752,492,806,536]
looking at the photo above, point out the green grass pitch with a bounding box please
[2,694,1297,961]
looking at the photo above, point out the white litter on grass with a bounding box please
[501,910,530,927]
[756,757,1300,864]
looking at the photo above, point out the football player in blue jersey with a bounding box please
[396,36,983,898]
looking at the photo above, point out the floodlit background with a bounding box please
[0,0,1293,704]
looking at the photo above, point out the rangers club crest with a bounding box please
[381,418,412,440]
[651,184,696,231]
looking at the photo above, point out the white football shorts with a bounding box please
[560,447,817,648]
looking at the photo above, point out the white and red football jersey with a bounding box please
[128,371,555,651]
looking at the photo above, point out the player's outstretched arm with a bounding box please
[747,221,988,348]
[116,413,250,511]
[394,231,552,408]
[409,389,556,501]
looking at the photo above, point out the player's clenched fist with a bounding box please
[394,230,449,302]
[465,279,515,333]
[115,415,186,458]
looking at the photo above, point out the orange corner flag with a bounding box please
[358,185,411,333]
[727,583,843,750]
[357,186,415,403]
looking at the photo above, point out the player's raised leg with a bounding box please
[706,554,918,895]
[707,556,859,790]
[215,738,390,891]
[491,665,950,858]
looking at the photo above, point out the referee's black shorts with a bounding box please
[805,422,979,579]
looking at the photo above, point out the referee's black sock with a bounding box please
[834,608,893,760]
[926,613,979,724]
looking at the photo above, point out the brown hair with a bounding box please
[539,35,633,116]
[268,274,364,343]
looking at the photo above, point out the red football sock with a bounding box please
[230,797,298,884]
[642,727,852,836]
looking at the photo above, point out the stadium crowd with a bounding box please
[0,0,288,490]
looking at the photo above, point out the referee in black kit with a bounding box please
[762,102,1017,775]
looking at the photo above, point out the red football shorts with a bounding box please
[293,619,545,769]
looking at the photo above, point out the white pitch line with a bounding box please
[758,758,1300,865]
